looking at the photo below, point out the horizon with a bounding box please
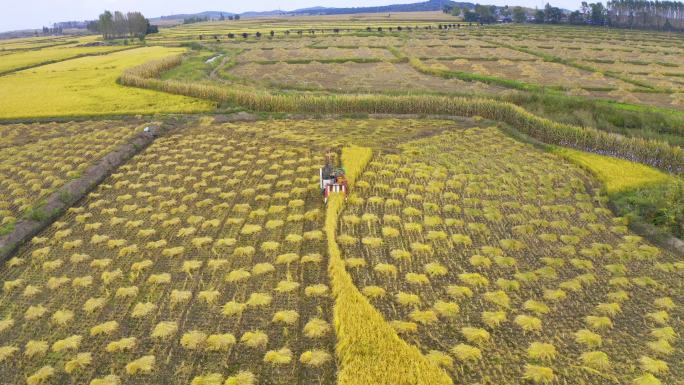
[1,0,585,33]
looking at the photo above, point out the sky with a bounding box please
[1,0,581,32]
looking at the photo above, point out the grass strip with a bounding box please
[325,146,452,385]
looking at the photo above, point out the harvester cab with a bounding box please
[320,152,348,203]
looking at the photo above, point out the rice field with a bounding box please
[226,61,503,94]
[0,121,144,231]
[0,46,213,119]
[155,23,684,111]
[0,118,441,385]
[0,45,134,75]
[0,118,681,385]
[147,12,458,44]
[0,36,79,51]
[338,127,684,385]
[0,12,683,385]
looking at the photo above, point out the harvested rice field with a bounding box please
[1,11,683,385]
[338,127,684,385]
[155,24,684,112]
[0,121,144,230]
[226,61,503,94]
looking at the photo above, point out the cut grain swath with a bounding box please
[326,146,452,385]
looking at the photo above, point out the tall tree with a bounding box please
[605,0,684,29]
[590,2,606,25]
[569,10,584,23]
[475,4,496,22]
[93,10,154,40]
[99,11,113,39]
[544,3,563,23]
[113,11,126,37]
[463,8,479,21]
[513,6,527,22]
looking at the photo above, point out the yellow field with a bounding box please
[0,47,213,119]
[552,147,670,194]
[0,36,76,50]
[0,45,133,74]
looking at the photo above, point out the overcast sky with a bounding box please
[1,0,581,32]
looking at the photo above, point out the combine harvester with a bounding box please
[320,152,348,203]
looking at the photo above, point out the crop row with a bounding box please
[0,123,141,228]
[338,128,683,384]
[0,126,336,385]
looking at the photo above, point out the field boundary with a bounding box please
[0,125,161,261]
[325,146,452,385]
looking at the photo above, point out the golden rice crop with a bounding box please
[0,47,213,119]
[335,127,683,385]
[1,117,681,385]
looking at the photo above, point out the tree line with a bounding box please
[445,0,684,30]
[184,14,240,24]
[605,0,684,30]
[87,11,157,40]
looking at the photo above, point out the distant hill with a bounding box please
[152,11,234,21]
[154,0,474,21]
[291,0,474,15]
[239,10,290,18]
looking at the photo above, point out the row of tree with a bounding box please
[87,11,155,39]
[219,14,240,21]
[605,0,684,29]
[184,14,240,24]
[443,1,684,30]
[199,25,447,40]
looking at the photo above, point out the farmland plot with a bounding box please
[403,39,537,61]
[0,121,142,229]
[176,27,684,111]
[235,47,395,63]
[146,11,456,44]
[0,36,77,51]
[424,58,630,91]
[0,123,336,385]
[0,117,499,385]
[226,61,503,94]
[338,128,684,385]
[0,45,133,75]
[0,47,213,119]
